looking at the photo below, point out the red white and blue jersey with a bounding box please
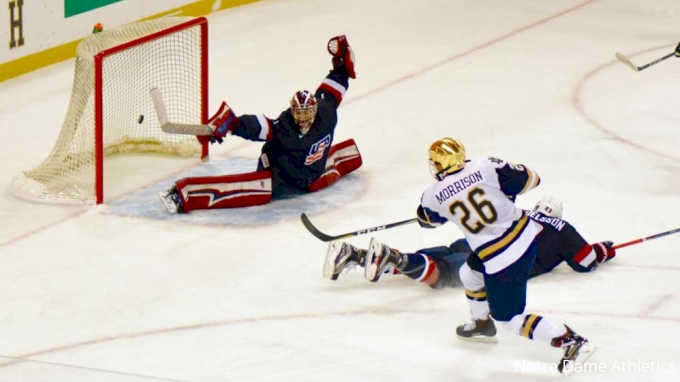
[418,157,541,274]
[230,68,349,195]
[528,211,602,276]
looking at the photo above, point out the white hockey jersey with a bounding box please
[419,157,542,274]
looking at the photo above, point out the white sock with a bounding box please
[465,290,491,320]
[502,314,566,344]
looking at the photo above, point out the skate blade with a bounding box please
[456,334,498,344]
[366,265,380,282]
[157,191,178,214]
[323,242,341,280]
[561,343,597,374]
[575,343,597,364]
[365,238,382,282]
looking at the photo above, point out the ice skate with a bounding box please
[364,238,405,282]
[456,317,498,343]
[551,325,597,374]
[323,241,366,280]
[158,186,183,214]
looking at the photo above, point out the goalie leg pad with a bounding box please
[308,139,362,192]
[175,171,272,211]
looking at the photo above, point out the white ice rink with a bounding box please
[1,0,679,381]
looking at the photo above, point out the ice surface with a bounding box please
[0,0,678,381]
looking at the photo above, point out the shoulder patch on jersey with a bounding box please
[487,156,505,165]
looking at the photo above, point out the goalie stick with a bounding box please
[300,213,418,242]
[150,87,215,136]
[615,51,674,72]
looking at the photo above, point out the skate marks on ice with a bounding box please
[103,157,364,226]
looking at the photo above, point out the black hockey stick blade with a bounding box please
[300,213,338,241]
[615,52,674,72]
[150,87,214,136]
[300,213,419,242]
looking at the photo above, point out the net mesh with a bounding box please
[11,17,205,204]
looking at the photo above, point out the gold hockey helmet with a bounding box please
[428,138,466,180]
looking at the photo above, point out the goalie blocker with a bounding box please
[165,139,362,212]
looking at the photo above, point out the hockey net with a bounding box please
[11,17,209,204]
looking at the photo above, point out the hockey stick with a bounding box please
[615,52,674,72]
[150,87,214,136]
[300,213,418,242]
[613,227,680,250]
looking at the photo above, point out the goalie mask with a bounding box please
[428,138,466,180]
[532,196,563,219]
[290,90,318,135]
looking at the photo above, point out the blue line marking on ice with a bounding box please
[106,157,364,226]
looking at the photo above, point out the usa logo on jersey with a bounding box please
[305,134,331,165]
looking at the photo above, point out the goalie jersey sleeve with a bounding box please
[229,68,350,193]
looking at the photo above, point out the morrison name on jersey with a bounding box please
[434,171,484,204]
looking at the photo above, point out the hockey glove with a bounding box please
[328,35,356,79]
[592,241,616,264]
[417,205,444,229]
[208,101,239,144]
[675,41,680,57]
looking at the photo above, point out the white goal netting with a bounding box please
[11,17,207,204]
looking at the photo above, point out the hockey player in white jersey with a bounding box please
[367,138,595,373]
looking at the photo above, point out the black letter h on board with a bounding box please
[9,0,25,49]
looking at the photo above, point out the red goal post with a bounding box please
[11,17,209,204]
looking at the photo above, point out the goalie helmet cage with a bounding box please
[11,17,209,204]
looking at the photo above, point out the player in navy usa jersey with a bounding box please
[526,197,616,277]
[324,196,616,290]
[365,138,595,372]
[159,35,362,213]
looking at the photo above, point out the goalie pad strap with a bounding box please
[308,139,362,192]
[176,171,272,211]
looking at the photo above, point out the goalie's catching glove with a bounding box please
[208,102,239,144]
[328,35,356,79]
